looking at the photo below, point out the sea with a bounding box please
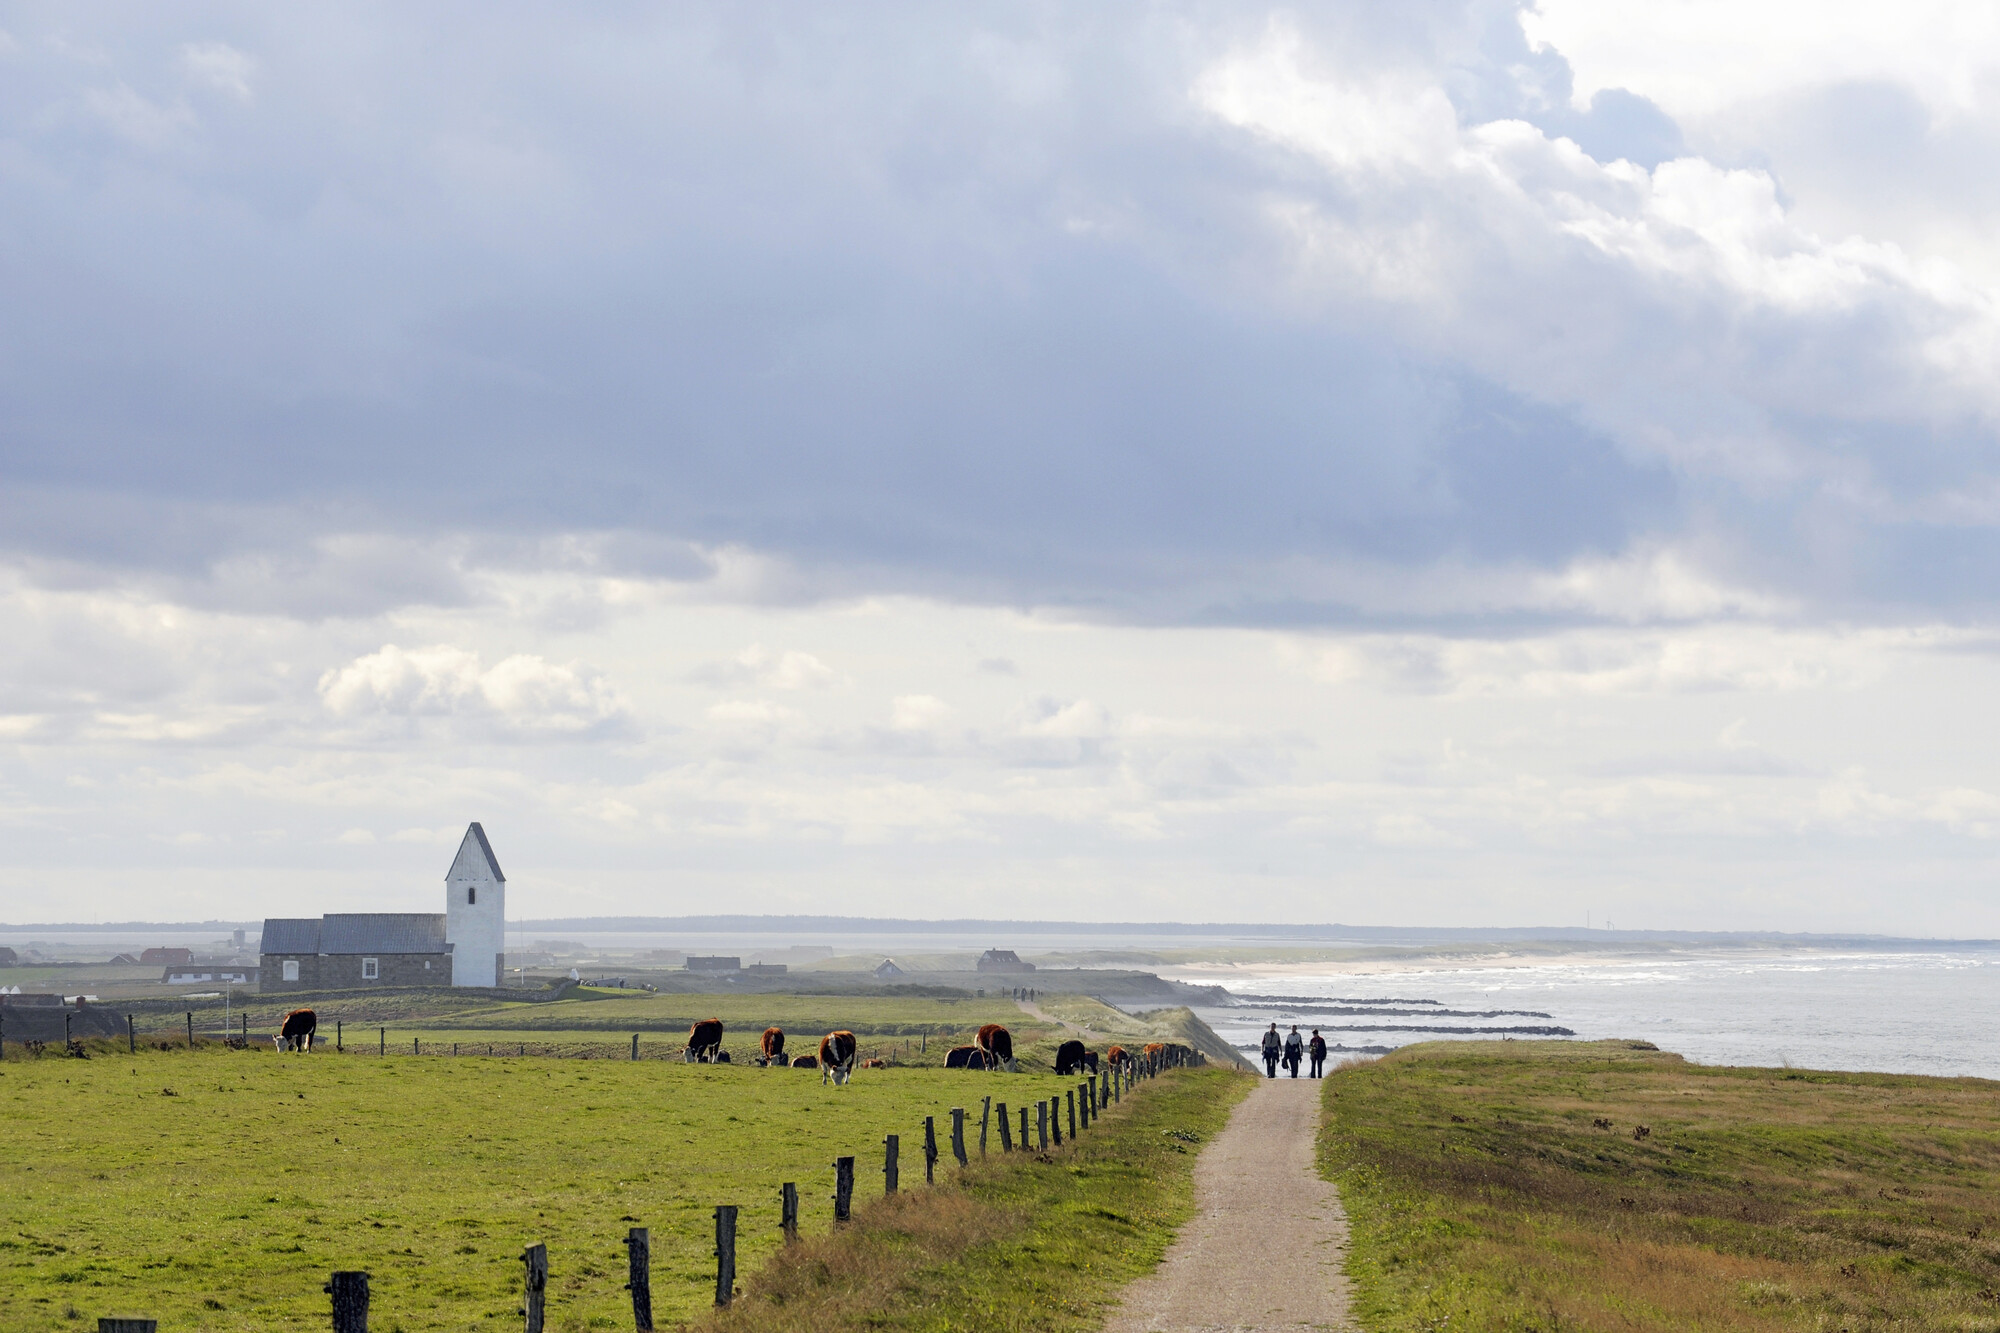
[1184,948,2000,1081]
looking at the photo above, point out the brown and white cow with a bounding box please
[975,1023,1017,1073]
[820,1030,858,1085]
[277,1009,316,1053]
[943,1044,981,1069]
[684,1018,724,1063]
[760,1027,786,1066]
[1105,1044,1129,1070]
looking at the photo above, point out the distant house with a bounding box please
[140,947,193,966]
[975,949,1034,973]
[686,956,741,973]
[163,965,259,986]
[0,947,16,967]
[109,953,139,965]
[873,958,905,978]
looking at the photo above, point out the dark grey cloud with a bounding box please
[0,1,1990,625]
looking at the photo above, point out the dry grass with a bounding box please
[1324,1040,2000,1332]
[698,1065,1250,1333]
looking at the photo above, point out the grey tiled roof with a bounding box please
[318,913,449,956]
[261,918,321,954]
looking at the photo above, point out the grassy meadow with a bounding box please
[1324,1040,2000,1332]
[0,1042,1104,1332]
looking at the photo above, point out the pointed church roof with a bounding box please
[449,822,506,882]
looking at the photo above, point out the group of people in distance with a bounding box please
[1260,1023,1327,1078]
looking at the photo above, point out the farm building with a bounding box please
[874,958,904,978]
[259,823,507,992]
[0,947,16,967]
[162,964,259,986]
[975,948,1035,973]
[140,947,192,966]
[686,956,740,973]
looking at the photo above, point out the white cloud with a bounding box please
[180,40,254,101]
[889,694,954,732]
[689,645,840,690]
[317,644,627,737]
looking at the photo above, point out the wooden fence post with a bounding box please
[923,1116,938,1183]
[979,1095,991,1155]
[1113,1065,1120,1102]
[379,1027,385,1057]
[98,1319,158,1332]
[520,1243,548,1333]
[883,1134,899,1194]
[630,1034,639,1061]
[713,1206,737,1307]
[780,1182,799,1242]
[624,1227,652,1332]
[996,1102,1013,1152]
[185,1012,193,1047]
[241,1014,248,1045]
[327,1270,370,1333]
[951,1107,967,1167]
[1020,1105,1031,1151]
[833,1156,855,1222]
[413,1037,420,1057]
[336,1020,343,1052]
[1036,1101,1048,1151]
[127,1014,135,1055]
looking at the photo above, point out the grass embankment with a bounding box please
[0,1047,1089,1332]
[1029,994,1253,1071]
[1324,1040,2000,1332]
[702,1064,1249,1333]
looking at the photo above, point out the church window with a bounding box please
[468,886,476,905]
[362,957,379,980]
[282,959,299,982]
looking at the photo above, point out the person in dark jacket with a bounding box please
[1283,1025,1305,1077]
[1308,1029,1327,1078]
[1260,1023,1282,1078]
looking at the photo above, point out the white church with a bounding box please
[260,823,508,992]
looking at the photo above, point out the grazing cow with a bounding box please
[943,1045,981,1069]
[1054,1039,1091,1076]
[1142,1042,1166,1071]
[1164,1042,1195,1067]
[861,1058,887,1069]
[277,1009,316,1053]
[820,1031,858,1086]
[975,1023,1017,1073]
[1105,1044,1128,1070]
[791,1054,819,1069]
[684,1018,724,1063]
[760,1027,786,1067]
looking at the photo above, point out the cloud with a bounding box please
[688,646,839,690]
[180,41,254,101]
[318,644,627,738]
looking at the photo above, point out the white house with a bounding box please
[444,822,507,988]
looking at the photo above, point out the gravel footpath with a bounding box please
[1102,1076,1353,1332]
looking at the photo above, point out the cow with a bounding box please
[759,1027,786,1067]
[1142,1042,1166,1072]
[1164,1043,1195,1068]
[684,1018,724,1063]
[820,1031,858,1085]
[1054,1039,1098,1076]
[943,1045,981,1069]
[277,1009,316,1053]
[1105,1044,1129,1070]
[791,1054,819,1069]
[975,1023,1017,1073]
[861,1058,887,1069]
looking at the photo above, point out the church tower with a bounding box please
[444,822,506,987]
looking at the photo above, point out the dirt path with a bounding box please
[1103,1076,1353,1332]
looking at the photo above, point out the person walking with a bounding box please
[1283,1025,1304,1078]
[1308,1029,1327,1078]
[1260,1022,1282,1078]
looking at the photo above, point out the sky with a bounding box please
[7,1,2000,931]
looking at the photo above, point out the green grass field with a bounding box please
[1323,1040,2000,1332]
[0,1045,1105,1332]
